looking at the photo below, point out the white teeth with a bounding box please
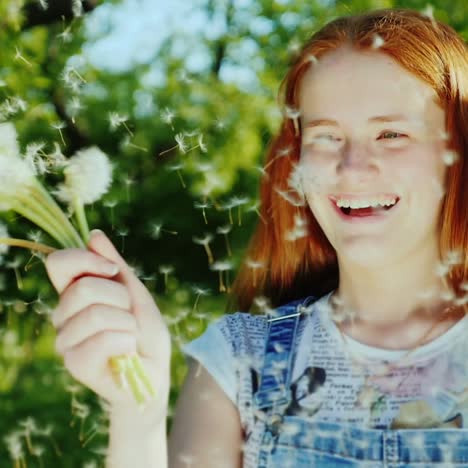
[336,197,397,209]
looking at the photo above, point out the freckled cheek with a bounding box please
[298,156,334,196]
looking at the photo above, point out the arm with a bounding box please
[105,358,243,468]
[107,407,168,468]
[168,358,243,468]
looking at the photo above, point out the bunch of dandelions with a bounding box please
[0,122,154,406]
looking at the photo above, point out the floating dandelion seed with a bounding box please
[58,23,73,43]
[247,200,266,224]
[31,443,45,467]
[159,265,174,291]
[194,200,211,224]
[224,196,249,226]
[264,146,292,171]
[210,260,233,292]
[214,117,226,130]
[103,199,118,227]
[305,53,318,64]
[246,258,264,288]
[284,106,301,136]
[116,227,129,252]
[72,0,84,16]
[161,107,176,128]
[194,161,214,173]
[14,47,32,67]
[372,34,385,49]
[216,224,232,256]
[285,214,308,241]
[122,175,135,203]
[421,4,435,21]
[51,121,66,145]
[159,132,188,156]
[167,162,186,188]
[191,285,210,315]
[442,150,459,166]
[148,221,178,240]
[68,96,84,123]
[194,133,207,153]
[108,112,133,137]
[193,233,214,265]
[121,135,148,153]
[275,187,306,207]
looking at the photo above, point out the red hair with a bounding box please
[229,8,468,312]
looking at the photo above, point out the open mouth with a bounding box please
[339,200,399,217]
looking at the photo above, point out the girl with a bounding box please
[45,7,468,467]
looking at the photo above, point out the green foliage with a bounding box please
[0,0,466,465]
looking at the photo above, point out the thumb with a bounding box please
[86,229,156,313]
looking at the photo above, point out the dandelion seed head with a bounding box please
[55,146,113,204]
[0,123,35,196]
[0,122,20,158]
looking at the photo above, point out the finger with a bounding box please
[55,305,138,355]
[45,248,120,295]
[63,331,137,385]
[87,230,161,317]
[52,276,131,329]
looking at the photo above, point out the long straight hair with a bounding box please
[229,8,468,312]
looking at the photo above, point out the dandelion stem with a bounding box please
[228,208,233,225]
[131,355,156,398]
[0,238,56,254]
[218,271,226,292]
[32,181,84,247]
[202,209,208,225]
[203,244,214,265]
[238,206,242,226]
[72,196,90,245]
[10,196,72,248]
[223,234,232,257]
[125,359,145,405]
[176,170,186,188]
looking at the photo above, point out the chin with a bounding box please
[335,242,395,268]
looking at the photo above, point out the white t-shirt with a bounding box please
[182,291,468,431]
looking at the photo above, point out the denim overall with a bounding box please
[252,296,468,467]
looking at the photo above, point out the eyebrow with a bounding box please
[304,114,411,128]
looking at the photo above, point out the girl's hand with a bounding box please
[45,229,171,419]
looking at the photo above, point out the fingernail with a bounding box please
[90,229,104,236]
[103,263,120,276]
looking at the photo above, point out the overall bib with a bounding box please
[252,298,468,467]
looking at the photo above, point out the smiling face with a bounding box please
[298,47,449,268]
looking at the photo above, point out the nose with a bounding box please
[337,140,377,173]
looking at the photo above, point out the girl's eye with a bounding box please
[379,131,406,140]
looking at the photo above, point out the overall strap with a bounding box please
[254,296,316,411]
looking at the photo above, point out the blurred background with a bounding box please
[0,0,466,466]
